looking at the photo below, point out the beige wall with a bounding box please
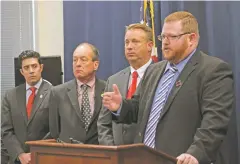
[34,0,64,77]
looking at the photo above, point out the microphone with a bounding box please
[56,138,65,143]
[69,137,83,144]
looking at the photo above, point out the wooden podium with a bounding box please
[26,139,177,164]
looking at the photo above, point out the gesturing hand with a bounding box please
[102,84,122,111]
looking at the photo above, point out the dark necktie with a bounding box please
[81,84,92,131]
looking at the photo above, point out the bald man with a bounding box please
[49,43,106,144]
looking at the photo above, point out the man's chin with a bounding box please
[127,58,138,63]
[27,80,39,86]
[75,75,87,81]
[75,73,85,78]
[163,53,171,60]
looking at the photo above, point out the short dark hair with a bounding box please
[18,50,42,68]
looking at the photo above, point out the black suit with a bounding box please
[114,51,234,164]
[49,78,106,144]
[1,80,52,163]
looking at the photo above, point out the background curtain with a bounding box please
[63,1,141,81]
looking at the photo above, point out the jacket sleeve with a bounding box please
[97,79,114,145]
[49,88,60,139]
[1,91,25,161]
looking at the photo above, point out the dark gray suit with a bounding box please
[98,67,138,145]
[1,80,52,163]
[49,78,106,144]
[114,51,234,164]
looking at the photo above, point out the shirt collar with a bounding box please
[165,49,196,73]
[130,58,152,78]
[26,78,43,91]
[76,76,96,89]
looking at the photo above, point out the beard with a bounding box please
[162,41,188,64]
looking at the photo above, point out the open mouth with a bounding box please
[163,48,170,52]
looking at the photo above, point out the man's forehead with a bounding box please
[22,58,39,65]
[73,52,93,60]
[162,21,183,33]
[125,30,146,39]
[73,45,93,55]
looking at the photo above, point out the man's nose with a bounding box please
[126,42,133,49]
[76,59,82,66]
[162,38,170,46]
[162,37,170,45]
[29,67,34,73]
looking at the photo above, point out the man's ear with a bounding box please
[189,33,198,46]
[93,61,99,71]
[40,64,44,72]
[147,41,154,52]
[20,69,24,76]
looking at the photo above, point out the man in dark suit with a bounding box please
[102,11,234,164]
[1,50,52,164]
[98,23,153,145]
[49,43,105,144]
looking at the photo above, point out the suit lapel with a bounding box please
[118,68,131,98]
[90,78,105,125]
[27,81,50,125]
[159,52,199,120]
[16,84,28,124]
[67,80,82,119]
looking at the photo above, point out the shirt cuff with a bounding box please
[111,102,122,116]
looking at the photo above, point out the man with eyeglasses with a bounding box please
[102,11,234,164]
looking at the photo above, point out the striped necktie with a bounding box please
[144,65,177,148]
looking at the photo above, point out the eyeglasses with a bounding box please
[157,32,191,41]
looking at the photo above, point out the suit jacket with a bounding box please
[1,139,10,164]
[214,108,239,164]
[115,51,234,164]
[1,80,52,163]
[98,67,138,145]
[49,78,106,144]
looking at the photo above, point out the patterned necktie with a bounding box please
[144,66,177,148]
[81,84,92,131]
[26,87,36,119]
[127,71,138,99]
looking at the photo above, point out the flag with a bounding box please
[140,0,158,62]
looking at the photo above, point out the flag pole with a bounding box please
[149,0,158,62]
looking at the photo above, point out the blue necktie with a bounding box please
[144,66,177,148]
